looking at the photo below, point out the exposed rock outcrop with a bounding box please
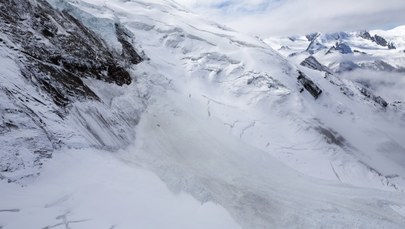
[359,31,396,49]
[0,0,144,181]
[327,42,353,54]
[0,0,142,105]
[297,71,322,99]
[359,87,388,108]
[300,56,333,74]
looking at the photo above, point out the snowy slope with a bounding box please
[125,90,405,228]
[1,0,405,228]
[75,0,405,190]
[0,149,242,229]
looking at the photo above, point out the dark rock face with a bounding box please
[359,31,373,40]
[115,23,143,65]
[0,0,142,106]
[359,31,396,49]
[372,35,388,47]
[304,33,325,54]
[0,0,143,181]
[299,57,359,100]
[330,42,352,54]
[388,42,396,50]
[353,50,367,55]
[359,87,388,108]
[306,39,326,54]
[305,33,320,42]
[300,56,333,74]
[297,71,322,99]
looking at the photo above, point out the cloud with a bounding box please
[339,69,405,103]
[174,0,405,37]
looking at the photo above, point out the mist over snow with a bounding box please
[340,70,405,103]
[174,0,405,36]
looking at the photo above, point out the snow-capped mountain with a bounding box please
[266,27,405,73]
[1,0,405,228]
[266,27,405,122]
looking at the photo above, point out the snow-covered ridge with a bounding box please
[266,26,405,73]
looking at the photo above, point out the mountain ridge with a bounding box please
[266,26,405,73]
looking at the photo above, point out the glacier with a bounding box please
[1,0,405,228]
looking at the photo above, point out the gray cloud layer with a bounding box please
[175,0,405,36]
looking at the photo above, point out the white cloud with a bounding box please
[340,69,405,103]
[174,0,405,36]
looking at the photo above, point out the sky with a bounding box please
[174,0,405,37]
